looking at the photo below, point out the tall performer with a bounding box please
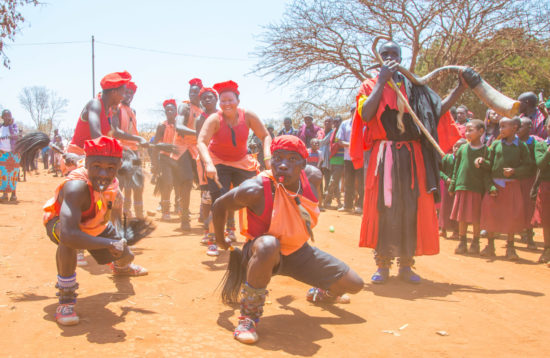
[351,41,472,284]
[111,81,149,219]
[43,136,149,326]
[197,80,272,256]
[215,135,364,344]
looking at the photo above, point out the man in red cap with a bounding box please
[213,135,364,344]
[197,80,272,256]
[43,136,148,326]
[111,81,149,219]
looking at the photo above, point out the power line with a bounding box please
[95,40,252,62]
[7,40,88,46]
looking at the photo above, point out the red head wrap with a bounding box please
[270,135,308,159]
[163,99,177,108]
[84,136,123,158]
[126,81,137,92]
[189,78,203,88]
[100,71,132,90]
[199,87,218,99]
[213,80,239,96]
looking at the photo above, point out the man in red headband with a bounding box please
[111,81,148,219]
[213,135,364,344]
[198,80,272,255]
[42,136,148,326]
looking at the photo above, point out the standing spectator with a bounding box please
[41,146,49,170]
[298,114,322,147]
[455,105,470,138]
[266,124,275,139]
[519,92,548,139]
[318,117,334,207]
[277,117,298,136]
[324,117,344,209]
[483,109,501,146]
[337,107,364,214]
[0,110,20,202]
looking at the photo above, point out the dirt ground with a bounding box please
[1,169,549,358]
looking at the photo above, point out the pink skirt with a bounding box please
[519,177,536,228]
[450,190,482,224]
[480,180,524,233]
[532,181,550,227]
[439,180,457,230]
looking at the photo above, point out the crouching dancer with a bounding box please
[213,135,364,344]
[43,136,148,326]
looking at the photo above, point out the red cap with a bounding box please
[84,136,123,158]
[270,135,308,159]
[163,99,177,108]
[100,71,132,90]
[199,87,218,99]
[189,78,203,88]
[213,80,239,96]
[126,81,137,92]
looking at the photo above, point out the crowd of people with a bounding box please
[2,39,550,346]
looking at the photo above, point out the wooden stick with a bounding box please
[372,36,445,158]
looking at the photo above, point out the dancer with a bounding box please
[215,135,364,344]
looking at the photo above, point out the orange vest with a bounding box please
[171,101,201,160]
[43,167,120,237]
[118,104,139,150]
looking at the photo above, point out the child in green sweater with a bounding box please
[439,138,466,239]
[449,120,487,255]
[476,117,533,260]
[532,120,550,264]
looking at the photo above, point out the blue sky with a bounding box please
[0,0,292,132]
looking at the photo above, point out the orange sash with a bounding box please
[43,167,120,237]
[171,101,201,160]
[118,104,138,150]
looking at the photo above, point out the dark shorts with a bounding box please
[45,217,126,265]
[159,152,194,186]
[242,237,350,290]
[207,164,256,202]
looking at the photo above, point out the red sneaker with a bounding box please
[234,316,258,344]
[55,303,79,326]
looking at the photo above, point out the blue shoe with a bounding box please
[398,267,421,284]
[371,268,389,284]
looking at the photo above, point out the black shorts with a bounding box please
[159,152,194,186]
[45,217,126,265]
[242,238,350,290]
[207,164,256,202]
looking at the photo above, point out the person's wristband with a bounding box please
[264,156,271,161]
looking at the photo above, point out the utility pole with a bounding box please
[92,35,95,97]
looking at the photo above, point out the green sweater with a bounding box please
[449,143,487,194]
[534,139,550,182]
[440,153,455,182]
[518,136,539,179]
[481,138,533,192]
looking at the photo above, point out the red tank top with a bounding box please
[208,109,249,161]
[245,171,316,238]
[71,96,112,148]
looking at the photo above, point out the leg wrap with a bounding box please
[240,282,268,323]
[56,274,78,304]
[374,252,393,269]
[397,256,415,268]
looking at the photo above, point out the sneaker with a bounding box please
[234,316,258,344]
[505,246,519,261]
[468,240,480,255]
[55,303,79,326]
[538,248,550,263]
[354,207,363,215]
[371,268,389,284]
[76,251,88,266]
[207,244,219,257]
[398,266,421,284]
[111,263,148,276]
[306,287,350,304]
[337,207,352,212]
[161,213,171,222]
[201,232,213,245]
[225,228,237,242]
[480,243,496,257]
[455,240,468,255]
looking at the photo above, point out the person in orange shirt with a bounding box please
[213,135,364,344]
[111,81,149,219]
[43,136,148,326]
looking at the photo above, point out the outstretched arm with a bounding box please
[111,108,148,146]
[197,113,220,180]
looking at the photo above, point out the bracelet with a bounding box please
[264,156,271,161]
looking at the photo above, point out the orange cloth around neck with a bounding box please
[118,104,138,150]
[260,170,320,255]
[43,167,120,237]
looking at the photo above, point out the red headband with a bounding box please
[100,71,132,90]
[213,80,239,96]
[270,135,308,159]
[189,78,203,88]
[199,87,218,99]
[163,99,177,108]
[126,81,137,92]
[84,136,123,158]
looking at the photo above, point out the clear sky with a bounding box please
[0,0,292,132]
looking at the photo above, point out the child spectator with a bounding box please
[532,120,550,263]
[307,138,322,168]
[439,138,466,240]
[449,121,487,254]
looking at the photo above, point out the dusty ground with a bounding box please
[1,169,549,358]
